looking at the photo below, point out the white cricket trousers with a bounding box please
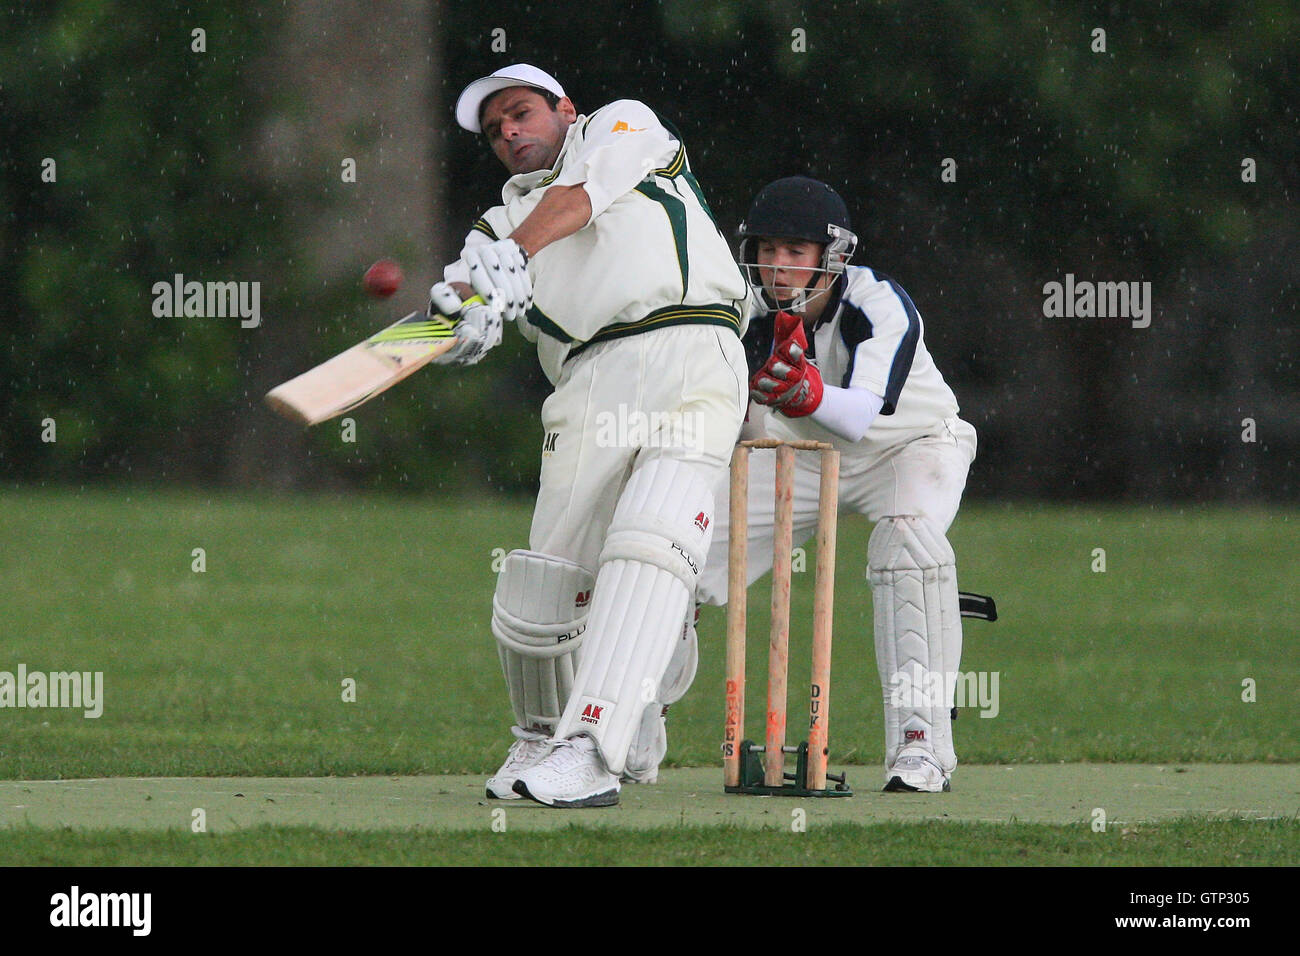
[529,324,749,569]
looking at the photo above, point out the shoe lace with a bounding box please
[506,726,551,765]
[896,752,943,773]
[544,736,597,772]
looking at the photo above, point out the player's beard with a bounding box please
[502,128,565,175]
[506,141,545,174]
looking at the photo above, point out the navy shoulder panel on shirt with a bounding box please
[836,267,921,414]
[837,268,874,388]
[877,272,921,414]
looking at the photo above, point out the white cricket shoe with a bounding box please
[511,734,621,808]
[622,704,667,785]
[485,726,551,799]
[883,747,952,793]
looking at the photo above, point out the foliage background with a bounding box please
[2,1,1295,500]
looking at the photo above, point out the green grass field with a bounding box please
[0,490,1295,865]
[2,818,1293,867]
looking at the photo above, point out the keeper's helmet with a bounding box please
[738,176,858,310]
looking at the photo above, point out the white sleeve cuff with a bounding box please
[808,384,884,442]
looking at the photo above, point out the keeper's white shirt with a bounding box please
[446,99,749,384]
[749,266,964,457]
[698,268,976,606]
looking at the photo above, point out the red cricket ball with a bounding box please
[362,259,403,298]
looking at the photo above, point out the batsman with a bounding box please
[696,177,978,793]
[431,64,749,807]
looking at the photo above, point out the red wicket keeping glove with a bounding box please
[748,311,824,418]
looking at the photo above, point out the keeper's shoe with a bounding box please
[883,748,952,793]
[621,764,658,785]
[511,734,621,808]
[485,726,551,799]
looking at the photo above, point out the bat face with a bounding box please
[264,312,457,426]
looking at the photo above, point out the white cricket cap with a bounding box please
[455,64,566,133]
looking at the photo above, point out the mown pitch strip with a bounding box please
[0,764,1292,832]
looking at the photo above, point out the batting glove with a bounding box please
[427,281,503,366]
[461,238,532,323]
[749,311,824,417]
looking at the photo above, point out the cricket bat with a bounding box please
[264,303,475,426]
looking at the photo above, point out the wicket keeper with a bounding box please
[697,176,978,792]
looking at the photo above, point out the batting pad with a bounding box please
[868,516,963,773]
[553,458,715,773]
[491,550,594,732]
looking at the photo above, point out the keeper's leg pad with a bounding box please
[553,458,715,774]
[660,611,700,706]
[491,550,594,732]
[868,516,963,773]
